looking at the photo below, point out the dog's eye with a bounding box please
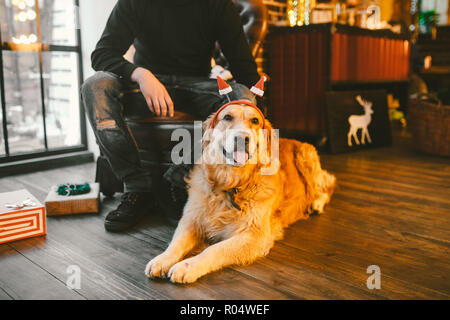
[251,118,259,125]
[223,114,233,121]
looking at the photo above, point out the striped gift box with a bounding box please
[0,189,47,244]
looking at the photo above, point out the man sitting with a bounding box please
[81,0,259,232]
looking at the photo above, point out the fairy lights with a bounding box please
[14,9,36,21]
[12,33,37,44]
[10,0,37,44]
[287,0,299,27]
[12,0,34,8]
[287,0,316,27]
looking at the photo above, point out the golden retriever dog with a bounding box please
[145,101,336,284]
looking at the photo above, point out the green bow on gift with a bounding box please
[57,183,91,196]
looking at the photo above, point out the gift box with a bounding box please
[0,189,47,244]
[45,183,100,216]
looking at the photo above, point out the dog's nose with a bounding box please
[234,135,249,147]
[234,135,250,153]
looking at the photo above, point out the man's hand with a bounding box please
[131,67,174,117]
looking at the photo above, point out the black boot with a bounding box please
[155,179,187,227]
[104,192,155,232]
[161,164,191,226]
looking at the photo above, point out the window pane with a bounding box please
[39,0,78,46]
[0,113,5,155]
[43,51,81,148]
[3,50,45,154]
[0,0,38,45]
[0,0,78,46]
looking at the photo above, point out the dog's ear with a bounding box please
[202,114,214,149]
[261,119,273,161]
[259,119,279,175]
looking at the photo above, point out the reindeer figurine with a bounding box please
[347,95,374,147]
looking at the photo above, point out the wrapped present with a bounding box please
[45,183,100,216]
[0,189,47,244]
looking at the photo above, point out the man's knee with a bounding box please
[81,72,124,126]
[81,71,122,98]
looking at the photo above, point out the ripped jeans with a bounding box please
[81,71,255,193]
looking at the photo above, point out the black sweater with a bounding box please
[91,0,259,88]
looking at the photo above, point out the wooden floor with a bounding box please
[1,129,449,300]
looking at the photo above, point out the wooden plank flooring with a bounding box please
[0,129,449,299]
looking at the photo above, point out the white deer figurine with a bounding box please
[347,95,374,147]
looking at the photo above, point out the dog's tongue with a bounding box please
[233,151,248,164]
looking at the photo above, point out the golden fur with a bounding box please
[145,104,336,283]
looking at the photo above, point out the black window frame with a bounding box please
[0,0,87,165]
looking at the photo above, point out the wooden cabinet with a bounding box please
[330,33,410,82]
[267,23,410,137]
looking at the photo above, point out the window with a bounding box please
[421,0,449,25]
[0,0,86,162]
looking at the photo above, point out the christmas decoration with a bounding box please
[217,76,233,96]
[250,76,266,97]
[0,189,46,244]
[287,0,316,27]
[45,183,100,216]
[56,183,91,196]
[210,77,266,129]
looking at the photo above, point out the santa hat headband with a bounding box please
[211,76,266,129]
[250,76,266,97]
[216,75,266,98]
[217,76,233,95]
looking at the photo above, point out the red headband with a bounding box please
[210,100,265,129]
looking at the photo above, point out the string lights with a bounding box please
[14,9,36,22]
[287,0,316,27]
[12,33,37,44]
[10,0,37,44]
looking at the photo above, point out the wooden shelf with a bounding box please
[267,24,411,136]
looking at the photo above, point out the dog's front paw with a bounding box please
[145,253,178,278]
[312,193,329,214]
[168,258,202,284]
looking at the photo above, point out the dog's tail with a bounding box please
[293,141,336,214]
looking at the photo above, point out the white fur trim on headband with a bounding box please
[219,86,233,95]
[250,86,264,97]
